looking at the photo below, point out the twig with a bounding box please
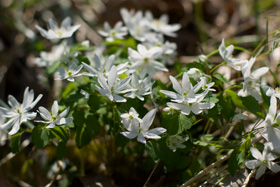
[180,150,233,187]
[45,160,64,187]
[143,161,160,187]
[0,139,30,167]
[242,169,255,187]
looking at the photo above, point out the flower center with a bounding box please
[183,91,187,97]
[67,71,73,76]
[272,123,280,128]
[17,109,22,114]
[111,30,116,37]
[143,58,149,64]
[129,115,133,119]
[55,28,66,37]
[52,115,57,121]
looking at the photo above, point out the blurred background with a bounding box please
[1,0,280,186]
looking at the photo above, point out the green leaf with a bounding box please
[145,137,192,171]
[216,92,235,122]
[75,115,97,148]
[225,90,264,118]
[57,141,67,159]
[161,112,179,136]
[49,127,69,143]
[228,149,246,176]
[32,125,49,148]
[213,72,231,84]
[61,82,77,99]
[47,61,60,75]
[11,134,21,154]
[203,93,219,104]
[178,114,195,134]
[194,134,213,146]
[88,94,102,112]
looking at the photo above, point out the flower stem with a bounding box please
[143,161,160,186]
[210,62,225,73]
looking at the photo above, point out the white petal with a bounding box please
[98,74,109,90]
[252,67,269,80]
[137,44,148,57]
[57,117,73,125]
[58,107,70,118]
[142,109,157,129]
[8,117,21,135]
[147,127,166,136]
[61,17,71,28]
[38,106,52,120]
[51,101,59,117]
[137,133,146,144]
[120,131,138,139]
[245,160,260,169]
[269,162,280,173]
[169,76,182,94]
[108,66,117,88]
[250,147,263,160]
[255,164,266,179]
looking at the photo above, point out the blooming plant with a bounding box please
[2,6,280,187]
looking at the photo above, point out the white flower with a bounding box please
[80,89,89,100]
[261,95,280,151]
[34,44,65,67]
[163,107,176,115]
[97,66,131,102]
[198,54,208,62]
[37,101,73,128]
[166,99,214,116]
[56,64,83,82]
[200,77,215,92]
[128,44,168,78]
[124,73,151,101]
[168,135,189,152]
[120,8,151,42]
[245,145,280,179]
[238,57,269,101]
[98,21,127,42]
[120,109,166,144]
[219,39,248,71]
[120,107,142,130]
[82,54,127,77]
[144,34,177,65]
[0,87,42,135]
[266,87,280,100]
[160,72,206,104]
[188,68,202,81]
[36,17,80,40]
[60,52,79,65]
[160,72,215,115]
[145,11,181,37]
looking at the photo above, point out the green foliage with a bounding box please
[10,134,21,154]
[49,127,69,143]
[32,125,49,148]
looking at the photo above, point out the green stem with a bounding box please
[206,49,219,58]
[251,29,280,56]
[210,62,225,73]
[174,72,183,79]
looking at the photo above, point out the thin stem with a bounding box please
[206,49,219,58]
[174,72,183,79]
[210,62,225,73]
[251,29,280,56]
[180,150,233,187]
[143,161,160,187]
